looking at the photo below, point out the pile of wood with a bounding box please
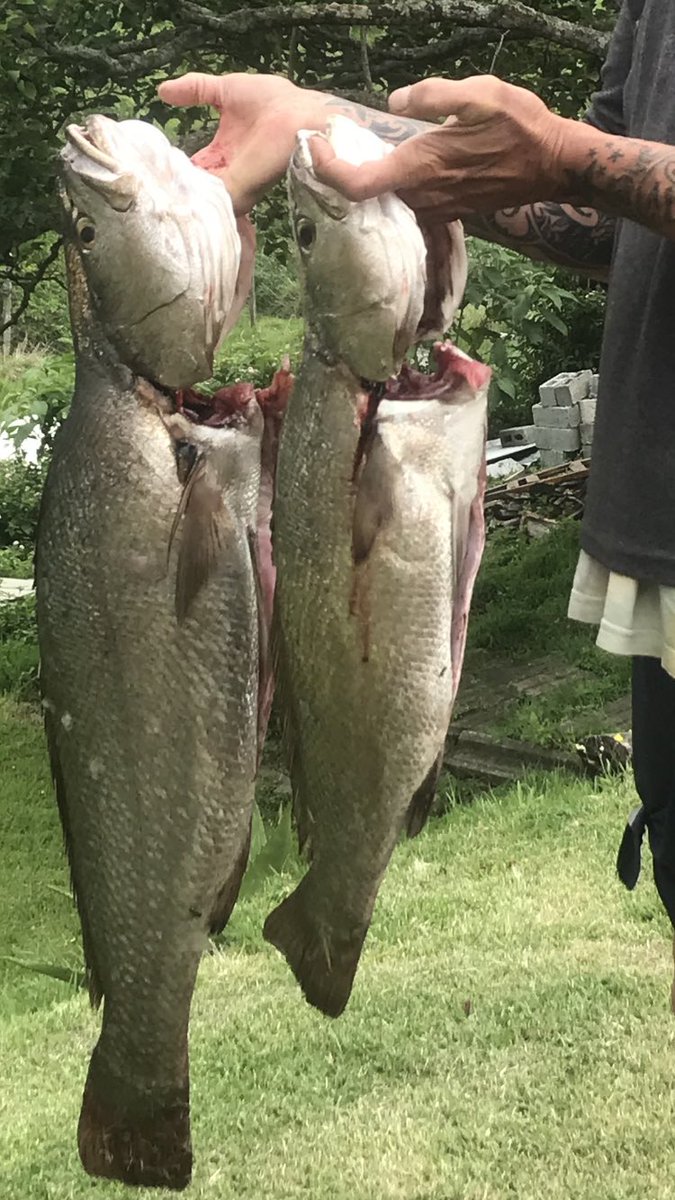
[484,458,590,535]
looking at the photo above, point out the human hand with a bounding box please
[158,72,321,214]
[309,75,567,221]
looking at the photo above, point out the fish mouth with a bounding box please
[65,118,119,174]
[358,342,490,413]
[62,116,134,210]
[289,133,350,221]
[385,342,491,401]
[175,363,294,429]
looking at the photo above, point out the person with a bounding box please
[159,0,675,1009]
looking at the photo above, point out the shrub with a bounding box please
[0,350,74,456]
[207,315,304,391]
[0,594,39,700]
[456,240,606,434]
[0,545,33,578]
[0,455,46,549]
[253,249,301,320]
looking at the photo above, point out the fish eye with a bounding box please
[295,218,316,254]
[75,216,96,247]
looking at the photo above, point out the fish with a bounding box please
[264,116,489,1018]
[35,117,265,1189]
[60,114,245,387]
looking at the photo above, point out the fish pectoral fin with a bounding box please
[173,459,230,623]
[263,876,368,1018]
[351,430,397,565]
[405,748,444,839]
[43,707,103,1009]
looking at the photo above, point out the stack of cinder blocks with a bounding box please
[532,370,599,468]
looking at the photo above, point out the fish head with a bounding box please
[60,115,242,387]
[287,116,427,382]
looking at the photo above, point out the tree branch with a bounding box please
[372,2,609,57]
[179,1,609,57]
[43,27,206,79]
[0,240,63,337]
[32,2,609,86]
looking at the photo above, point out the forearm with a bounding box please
[463,205,615,280]
[556,118,675,241]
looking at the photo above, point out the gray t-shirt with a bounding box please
[582,0,675,583]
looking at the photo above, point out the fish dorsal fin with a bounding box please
[169,455,230,624]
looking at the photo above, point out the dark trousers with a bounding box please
[628,656,675,926]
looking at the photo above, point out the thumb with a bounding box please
[309,136,417,202]
[389,76,501,123]
[158,72,227,110]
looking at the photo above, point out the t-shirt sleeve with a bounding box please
[585,0,643,135]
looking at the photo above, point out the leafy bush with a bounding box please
[0,594,39,700]
[0,591,36,642]
[0,455,46,548]
[12,245,71,353]
[253,249,301,320]
[0,544,33,578]
[0,350,73,455]
[457,241,606,434]
[207,315,304,391]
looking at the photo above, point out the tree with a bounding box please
[0,0,616,334]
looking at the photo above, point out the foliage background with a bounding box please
[0,0,615,432]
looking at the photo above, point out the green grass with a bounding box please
[2,696,675,1199]
[467,521,631,744]
[0,697,80,1018]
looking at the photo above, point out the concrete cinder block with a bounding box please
[532,402,580,429]
[578,397,597,422]
[582,443,593,457]
[580,422,594,443]
[539,448,565,468]
[554,370,593,406]
[500,425,536,447]
[534,426,581,452]
[538,373,567,406]
[589,374,599,398]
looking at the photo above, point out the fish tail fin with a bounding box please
[263,877,368,1018]
[78,1042,192,1191]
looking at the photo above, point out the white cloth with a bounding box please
[568,550,675,679]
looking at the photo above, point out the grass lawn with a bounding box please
[1,695,674,1200]
[466,520,631,746]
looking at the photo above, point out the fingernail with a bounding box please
[389,86,411,114]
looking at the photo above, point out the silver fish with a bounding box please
[34,129,262,1188]
[264,117,488,1018]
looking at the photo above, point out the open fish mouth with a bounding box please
[384,342,492,402]
[175,363,294,430]
[65,118,119,174]
[358,342,491,408]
